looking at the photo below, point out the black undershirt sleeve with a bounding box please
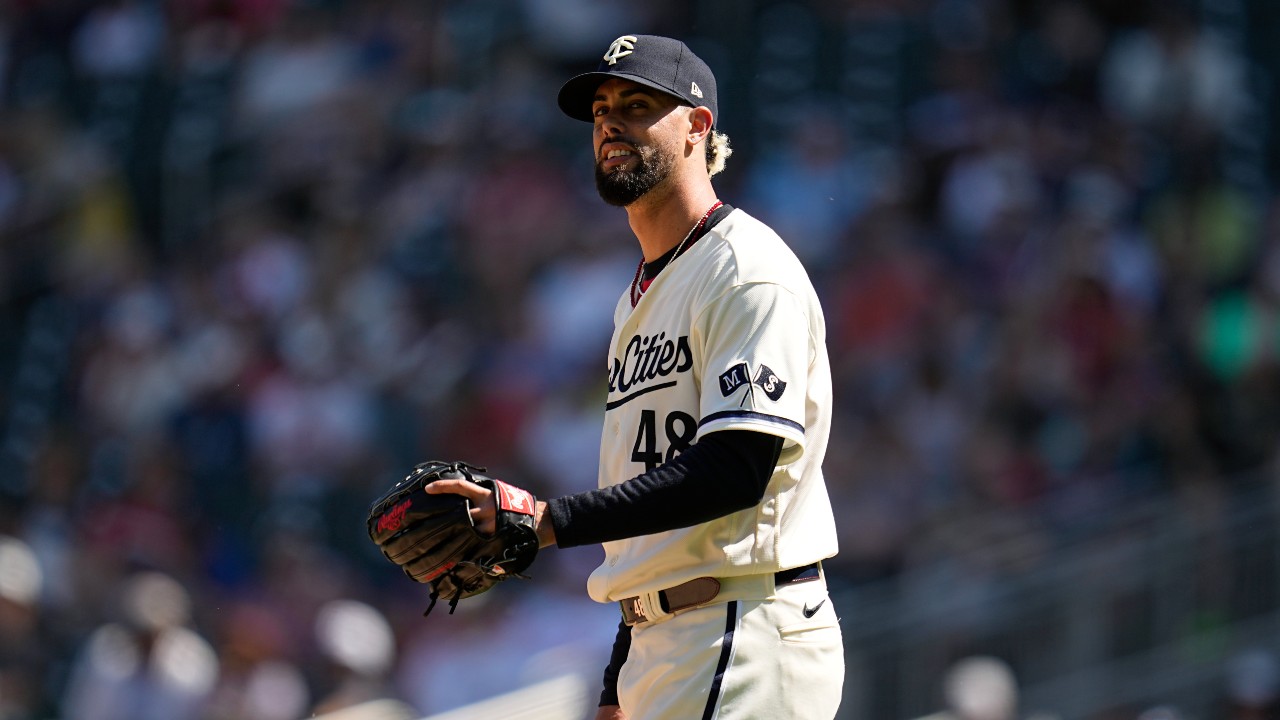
[546,429,785,549]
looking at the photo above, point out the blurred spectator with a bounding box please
[741,102,884,266]
[201,601,309,720]
[912,655,1055,720]
[1221,648,1280,720]
[943,656,1019,720]
[61,572,218,720]
[234,6,359,132]
[71,0,165,80]
[0,536,47,719]
[1100,4,1248,140]
[937,111,1041,246]
[79,282,185,439]
[310,599,401,715]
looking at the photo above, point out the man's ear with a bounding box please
[687,106,714,146]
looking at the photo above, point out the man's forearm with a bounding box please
[541,430,782,548]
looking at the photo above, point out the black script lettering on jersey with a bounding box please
[609,333,693,393]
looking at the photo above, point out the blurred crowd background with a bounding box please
[2,0,1280,718]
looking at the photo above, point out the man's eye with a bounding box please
[593,106,607,116]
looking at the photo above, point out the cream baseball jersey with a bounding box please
[587,208,839,604]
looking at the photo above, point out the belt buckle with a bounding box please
[621,590,672,626]
[621,597,650,626]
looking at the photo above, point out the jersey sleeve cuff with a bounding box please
[697,410,805,448]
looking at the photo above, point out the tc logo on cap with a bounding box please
[603,35,638,65]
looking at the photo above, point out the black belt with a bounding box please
[620,563,821,626]
[775,562,821,585]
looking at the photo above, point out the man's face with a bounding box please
[591,79,685,207]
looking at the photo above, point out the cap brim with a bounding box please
[556,71,690,123]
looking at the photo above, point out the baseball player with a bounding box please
[424,34,844,719]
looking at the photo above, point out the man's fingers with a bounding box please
[424,479,496,533]
[424,478,488,500]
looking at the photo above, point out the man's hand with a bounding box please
[594,706,626,720]
[367,461,539,614]
[425,479,557,548]
[425,477,497,534]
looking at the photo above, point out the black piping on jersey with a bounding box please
[546,430,784,548]
[605,381,677,410]
[700,409,804,435]
[701,601,740,720]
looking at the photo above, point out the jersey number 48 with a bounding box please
[631,409,697,471]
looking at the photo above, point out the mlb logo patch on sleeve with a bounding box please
[753,364,786,401]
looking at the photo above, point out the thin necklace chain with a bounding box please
[630,200,723,307]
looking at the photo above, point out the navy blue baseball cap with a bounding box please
[557,34,718,126]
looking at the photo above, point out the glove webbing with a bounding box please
[424,585,463,618]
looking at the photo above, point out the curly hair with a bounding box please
[706,130,733,177]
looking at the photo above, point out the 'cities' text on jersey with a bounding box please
[608,332,693,394]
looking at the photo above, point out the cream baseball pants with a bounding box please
[616,570,844,719]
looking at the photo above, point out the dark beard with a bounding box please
[594,143,675,207]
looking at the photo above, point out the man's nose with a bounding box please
[597,114,625,143]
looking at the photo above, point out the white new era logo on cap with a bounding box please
[690,81,703,98]
[604,35,638,65]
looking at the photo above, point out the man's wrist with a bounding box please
[535,500,557,548]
